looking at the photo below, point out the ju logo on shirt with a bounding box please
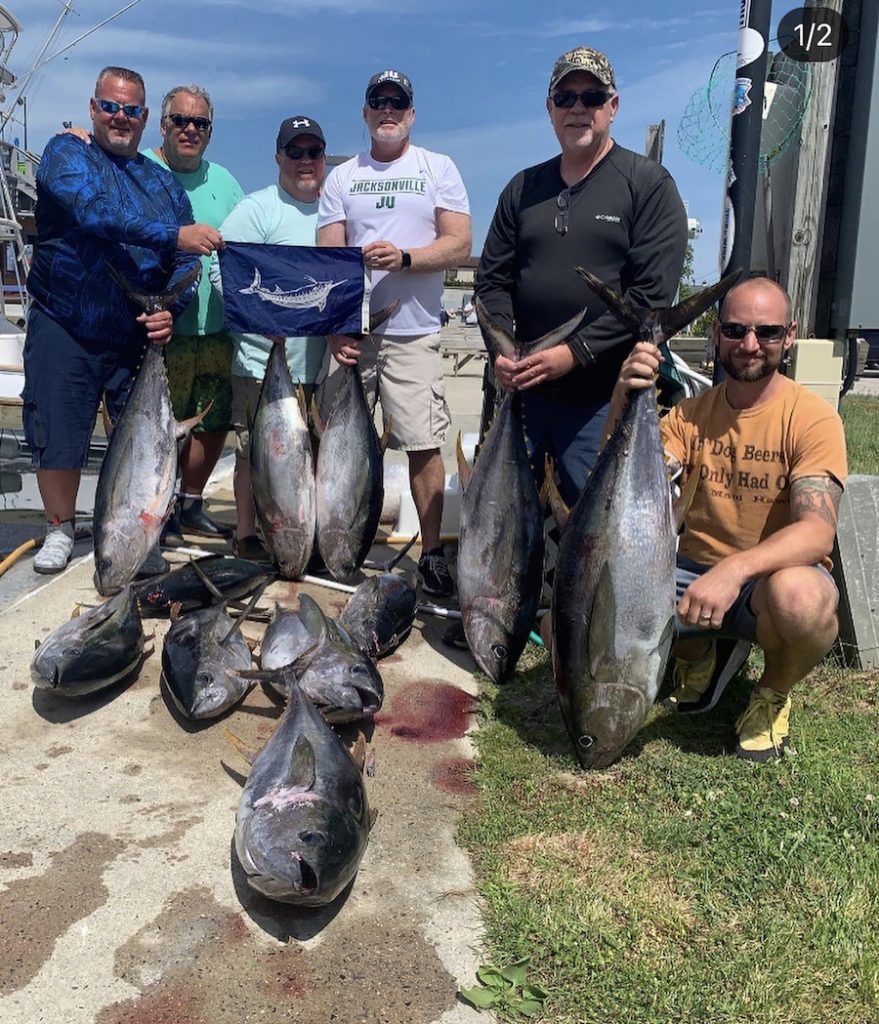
[220,242,369,336]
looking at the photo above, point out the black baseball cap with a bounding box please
[276,115,325,151]
[365,69,413,101]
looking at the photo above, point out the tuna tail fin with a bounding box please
[543,456,571,531]
[474,297,517,360]
[369,300,401,334]
[574,267,645,339]
[108,263,201,314]
[456,432,472,492]
[659,270,743,340]
[524,304,591,356]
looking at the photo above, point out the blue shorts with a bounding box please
[520,389,611,506]
[22,307,143,469]
[675,555,836,642]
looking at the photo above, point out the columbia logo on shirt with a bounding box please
[595,214,621,223]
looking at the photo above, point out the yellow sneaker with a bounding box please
[735,686,791,762]
[665,641,717,709]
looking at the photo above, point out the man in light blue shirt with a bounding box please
[212,115,328,561]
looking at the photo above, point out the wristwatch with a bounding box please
[400,250,412,270]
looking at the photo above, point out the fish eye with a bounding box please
[490,643,508,661]
[578,735,596,749]
[298,830,328,845]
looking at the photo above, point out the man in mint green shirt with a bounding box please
[210,115,328,561]
[145,84,244,545]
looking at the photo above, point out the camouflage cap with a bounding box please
[549,47,616,92]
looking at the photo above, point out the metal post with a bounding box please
[715,0,773,382]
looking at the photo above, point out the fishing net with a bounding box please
[677,46,812,173]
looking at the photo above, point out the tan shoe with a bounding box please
[735,686,791,761]
[665,640,717,709]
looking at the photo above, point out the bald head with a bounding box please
[719,277,792,324]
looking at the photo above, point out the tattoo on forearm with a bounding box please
[791,476,843,529]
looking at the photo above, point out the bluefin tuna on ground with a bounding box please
[338,572,417,661]
[31,586,145,696]
[233,684,371,905]
[256,595,383,722]
[551,270,739,768]
[454,302,587,683]
[250,340,316,579]
[133,556,275,617]
[92,266,205,596]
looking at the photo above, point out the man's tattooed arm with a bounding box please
[791,475,843,530]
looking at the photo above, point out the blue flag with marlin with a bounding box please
[219,243,370,336]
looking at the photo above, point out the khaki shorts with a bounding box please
[320,331,450,451]
[232,375,316,462]
[166,332,233,432]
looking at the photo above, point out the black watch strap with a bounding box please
[400,250,412,269]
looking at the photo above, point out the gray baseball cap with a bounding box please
[549,47,616,92]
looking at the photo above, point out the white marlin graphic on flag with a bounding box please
[239,267,346,312]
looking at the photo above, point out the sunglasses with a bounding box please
[555,188,571,236]
[719,321,790,342]
[284,144,326,160]
[97,98,145,119]
[166,112,212,132]
[367,95,411,111]
[551,89,613,109]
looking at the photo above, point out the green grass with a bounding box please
[457,396,879,1023]
[460,651,879,1023]
[840,394,879,474]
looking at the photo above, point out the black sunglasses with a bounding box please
[367,95,411,111]
[719,321,790,342]
[166,112,212,132]
[284,144,326,160]
[555,188,571,236]
[552,89,613,109]
[97,98,145,119]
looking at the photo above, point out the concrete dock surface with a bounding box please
[0,351,490,1024]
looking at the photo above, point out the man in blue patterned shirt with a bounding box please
[24,66,221,573]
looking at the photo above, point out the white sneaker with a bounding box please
[34,523,75,574]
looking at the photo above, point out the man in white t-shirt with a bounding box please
[317,69,472,598]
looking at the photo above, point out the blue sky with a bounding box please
[14,0,805,282]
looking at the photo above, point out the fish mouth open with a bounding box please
[247,856,319,902]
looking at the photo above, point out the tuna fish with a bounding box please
[337,572,417,661]
[92,266,205,596]
[551,270,739,768]
[454,303,587,683]
[161,604,255,720]
[233,685,370,905]
[132,556,275,617]
[251,341,316,579]
[31,586,145,696]
[314,304,397,583]
[257,595,383,722]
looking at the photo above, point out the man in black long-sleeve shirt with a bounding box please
[475,45,687,505]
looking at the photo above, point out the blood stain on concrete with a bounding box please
[375,680,475,742]
[99,888,456,1024]
[0,852,32,869]
[431,757,478,797]
[46,744,73,758]
[0,831,124,995]
[11,680,27,691]
[122,763,142,776]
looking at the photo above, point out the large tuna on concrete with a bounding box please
[251,341,316,579]
[133,555,275,617]
[234,683,370,905]
[551,270,739,768]
[315,366,385,582]
[338,572,417,661]
[454,303,587,683]
[31,586,144,696]
[93,266,204,596]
